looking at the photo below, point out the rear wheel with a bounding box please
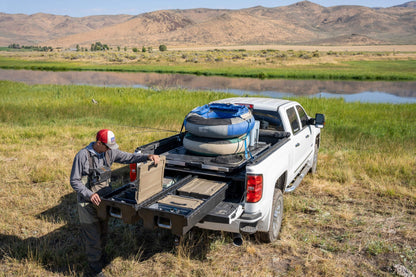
[256,189,283,243]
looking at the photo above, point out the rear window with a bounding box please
[252,110,284,131]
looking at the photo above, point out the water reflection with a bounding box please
[1,69,415,104]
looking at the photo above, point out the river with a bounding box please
[1,69,415,104]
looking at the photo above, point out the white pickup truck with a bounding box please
[98,97,325,244]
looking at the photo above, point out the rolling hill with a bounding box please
[1,1,415,48]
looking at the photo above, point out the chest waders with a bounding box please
[78,150,111,270]
[87,151,112,197]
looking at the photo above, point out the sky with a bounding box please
[1,0,411,17]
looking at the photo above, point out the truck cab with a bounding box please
[197,97,324,242]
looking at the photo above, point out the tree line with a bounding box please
[8,44,53,51]
[87,42,167,52]
[7,42,167,52]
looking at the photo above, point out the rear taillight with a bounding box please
[246,174,263,203]
[129,163,137,182]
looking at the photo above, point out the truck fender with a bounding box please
[255,174,285,242]
[255,173,286,234]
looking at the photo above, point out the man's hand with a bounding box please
[90,193,101,206]
[147,154,160,165]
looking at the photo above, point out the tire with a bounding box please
[310,143,318,175]
[256,189,284,243]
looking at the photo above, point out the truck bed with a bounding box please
[136,130,290,174]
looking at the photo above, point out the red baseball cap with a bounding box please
[96,129,119,150]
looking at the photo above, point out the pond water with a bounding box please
[1,69,416,104]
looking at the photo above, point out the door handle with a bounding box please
[295,143,300,147]
[305,135,310,138]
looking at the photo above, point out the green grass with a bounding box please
[0,81,235,129]
[0,81,415,276]
[3,81,414,147]
[297,97,416,189]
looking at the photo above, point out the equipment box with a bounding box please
[134,156,166,203]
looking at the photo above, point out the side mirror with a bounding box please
[315,113,325,128]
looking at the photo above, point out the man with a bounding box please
[70,129,159,276]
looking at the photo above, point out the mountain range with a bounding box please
[1,1,415,48]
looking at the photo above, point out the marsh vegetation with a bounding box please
[1,48,416,81]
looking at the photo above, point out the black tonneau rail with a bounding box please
[135,133,285,174]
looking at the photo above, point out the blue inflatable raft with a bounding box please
[184,103,255,139]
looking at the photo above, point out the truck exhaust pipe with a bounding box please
[233,233,243,247]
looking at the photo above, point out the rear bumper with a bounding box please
[196,210,263,234]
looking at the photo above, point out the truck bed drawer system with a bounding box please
[98,175,229,236]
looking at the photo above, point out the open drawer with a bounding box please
[139,176,229,236]
[97,183,140,224]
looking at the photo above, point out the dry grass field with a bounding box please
[3,45,416,66]
[172,44,416,53]
[0,81,415,276]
